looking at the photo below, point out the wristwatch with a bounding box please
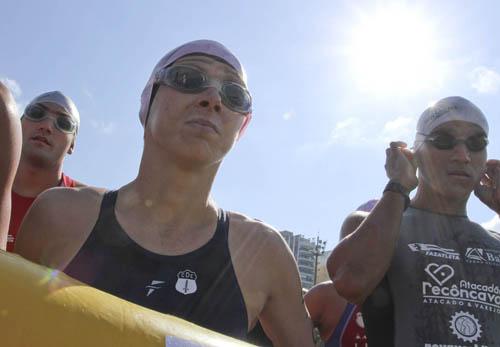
[383,180,411,211]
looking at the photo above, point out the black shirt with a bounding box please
[65,190,248,340]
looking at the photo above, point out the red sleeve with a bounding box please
[61,174,77,188]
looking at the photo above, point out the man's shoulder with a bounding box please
[27,186,104,223]
[227,211,278,233]
[340,211,370,239]
[344,210,370,223]
[227,211,284,245]
[478,226,500,243]
[35,186,107,220]
[305,281,347,309]
[305,281,336,302]
[15,187,109,268]
[226,211,293,264]
[61,174,86,188]
[490,230,500,241]
[457,217,500,244]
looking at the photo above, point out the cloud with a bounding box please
[298,114,417,156]
[0,77,22,98]
[329,117,368,145]
[90,120,116,135]
[482,214,500,233]
[329,115,416,146]
[380,116,416,144]
[83,88,95,105]
[297,112,419,157]
[282,111,293,121]
[471,66,500,94]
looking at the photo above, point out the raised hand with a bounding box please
[474,159,500,214]
[384,141,418,192]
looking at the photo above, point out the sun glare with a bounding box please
[347,4,443,96]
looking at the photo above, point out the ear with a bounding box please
[236,113,252,140]
[67,138,75,155]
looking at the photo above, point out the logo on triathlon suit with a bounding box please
[424,263,454,286]
[355,311,365,328]
[145,280,166,296]
[408,243,460,260]
[466,247,500,267]
[175,270,198,295]
[449,311,482,343]
[422,263,500,316]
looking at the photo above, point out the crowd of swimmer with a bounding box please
[1,39,500,347]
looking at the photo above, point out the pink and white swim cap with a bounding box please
[139,39,247,126]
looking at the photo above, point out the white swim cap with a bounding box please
[414,96,488,147]
[27,91,80,133]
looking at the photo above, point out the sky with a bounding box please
[2,0,500,251]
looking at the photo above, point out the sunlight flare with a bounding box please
[347,4,444,96]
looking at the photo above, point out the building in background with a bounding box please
[280,231,327,289]
[315,250,332,284]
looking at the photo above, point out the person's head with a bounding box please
[413,96,488,200]
[20,91,79,169]
[139,40,252,168]
[338,199,378,241]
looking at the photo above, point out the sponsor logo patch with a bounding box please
[465,248,500,267]
[449,311,482,343]
[423,311,489,346]
[409,243,460,261]
[422,263,500,315]
[425,263,454,286]
[175,269,198,295]
[145,280,165,297]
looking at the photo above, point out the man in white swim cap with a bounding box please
[16,39,314,346]
[7,90,84,252]
[329,96,500,346]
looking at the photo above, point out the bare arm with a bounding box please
[304,281,348,341]
[0,82,21,250]
[258,231,315,347]
[328,141,418,304]
[15,187,102,268]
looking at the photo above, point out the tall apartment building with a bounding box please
[315,249,332,284]
[280,230,316,289]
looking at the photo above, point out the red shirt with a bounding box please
[327,303,367,347]
[7,174,76,252]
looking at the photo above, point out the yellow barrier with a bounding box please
[0,251,255,347]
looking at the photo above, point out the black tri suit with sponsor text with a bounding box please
[362,207,500,347]
[64,190,248,340]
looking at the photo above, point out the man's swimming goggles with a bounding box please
[23,104,77,134]
[155,65,252,114]
[421,132,488,152]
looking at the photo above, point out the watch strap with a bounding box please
[383,180,411,211]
